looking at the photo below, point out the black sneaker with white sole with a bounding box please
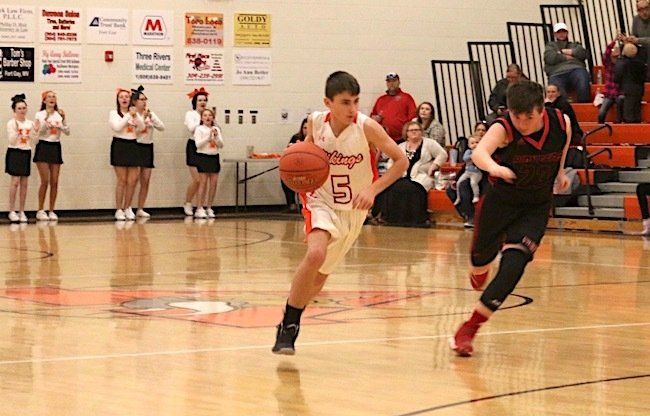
[272,323,300,355]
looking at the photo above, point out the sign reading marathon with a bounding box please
[0,47,34,82]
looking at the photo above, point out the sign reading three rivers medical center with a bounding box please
[133,48,173,84]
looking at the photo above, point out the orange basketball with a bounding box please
[279,141,330,193]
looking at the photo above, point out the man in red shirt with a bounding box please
[371,72,417,141]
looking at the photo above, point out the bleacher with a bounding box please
[427,0,647,233]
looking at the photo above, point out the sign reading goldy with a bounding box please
[234,13,270,47]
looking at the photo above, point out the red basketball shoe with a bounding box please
[449,320,482,357]
[470,271,488,291]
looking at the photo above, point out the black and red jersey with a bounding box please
[492,108,567,197]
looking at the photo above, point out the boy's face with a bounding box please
[510,107,544,136]
[324,91,359,125]
[469,137,479,149]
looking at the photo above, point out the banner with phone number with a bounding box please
[184,12,223,47]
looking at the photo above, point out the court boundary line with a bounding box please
[0,321,647,366]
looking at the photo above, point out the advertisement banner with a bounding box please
[184,49,224,85]
[0,47,34,82]
[0,5,36,43]
[132,10,173,46]
[232,49,271,85]
[234,13,270,47]
[86,8,128,45]
[39,7,82,43]
[39,46,82,83]
[185,12,223,47]
[133,48,173,84]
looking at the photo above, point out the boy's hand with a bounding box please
[554,172,571,193]
[490,165,516,183]
[353,187,376,210]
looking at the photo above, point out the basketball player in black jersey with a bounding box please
[450,80,572,357]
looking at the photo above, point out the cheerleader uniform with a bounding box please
[136,111,165,168]
[193,124,224,173]
[184,110,201,167]
[109,110,144,167]
[5,118,35,177]
[33,110,69,164]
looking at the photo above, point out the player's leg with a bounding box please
[453,200,550,357]
[273,229,330,355]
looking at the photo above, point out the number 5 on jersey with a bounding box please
[331,175,352,204]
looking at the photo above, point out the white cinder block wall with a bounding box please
[0,0,572,210]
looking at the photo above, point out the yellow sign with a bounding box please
[234,13,270,47]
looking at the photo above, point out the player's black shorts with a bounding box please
[471,185,552,267]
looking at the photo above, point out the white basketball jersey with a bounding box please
[306,111,377,210]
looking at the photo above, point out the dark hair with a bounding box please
[416,101,435,130]
[191,92,208,110]
[506,80,544,114]
[297,117,308,139]
[473,121,488,131]
[506,63,523,75]
[325,71,360,100]
[11,94,26,111]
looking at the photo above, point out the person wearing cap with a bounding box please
[543,23,591,103]
[370,73,417,142]
[625,0,650,80]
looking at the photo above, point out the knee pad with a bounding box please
[480,248,531,312]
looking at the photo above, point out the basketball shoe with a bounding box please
[272,323,300,355]
[450,320,482,357]
[470,271,488,291]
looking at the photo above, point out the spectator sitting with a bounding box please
[281,118,307,212]
[486,64,524,123]
[371,121,447,226]
[598,40,623,123]
[544,23,591,103]
[454,136,482,205]
[371,72,417,142]
[446,122,489,228]
[455,121,488,162]
[614,42,646,123]
[413,101,446,147]
[544,83,584,145]
[626,0,650,81]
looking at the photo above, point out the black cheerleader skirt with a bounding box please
[186,138,198,167]
[195,153,221,173]
[33,141,63,164]
[110,137,141,167]
[5,148,31,177]
[137,142,155,168]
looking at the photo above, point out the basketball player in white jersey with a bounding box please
[273,71,408,355]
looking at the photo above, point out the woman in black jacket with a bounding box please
[544,83,584,145]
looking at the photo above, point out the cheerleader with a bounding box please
[183,87,209,216]
[5,94,36,223]
[132,86,164,218]
[109,88,144,221]
[193,108,223,219]
[34,90,69,221]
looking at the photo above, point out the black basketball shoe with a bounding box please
[272,323,300,355]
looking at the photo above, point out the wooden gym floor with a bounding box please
[0,218,648,415]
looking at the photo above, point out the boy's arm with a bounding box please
[354,118,407,209]
[554,114,573,193]
[471,122,516,183]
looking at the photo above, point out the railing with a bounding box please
[431,60,483,144]
[507,22,553,85]
[540,4,594,70]
[468,41,513,117]
[613,0,638,34]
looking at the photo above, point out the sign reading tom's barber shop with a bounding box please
[0,46,34,82]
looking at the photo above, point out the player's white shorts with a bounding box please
[302,201,367,275]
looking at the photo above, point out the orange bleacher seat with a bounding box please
[579,122,650,145]
[624,194,642,220]
[572,103,650,123]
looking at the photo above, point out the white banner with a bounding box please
[86,8,128,45]
[39,7,82,43]
[132,10,173,46]
[232,49,271,85]
[0,5,36,43]
[133,48,173,84]
[39,46,82,83]
[184,49,224,85]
